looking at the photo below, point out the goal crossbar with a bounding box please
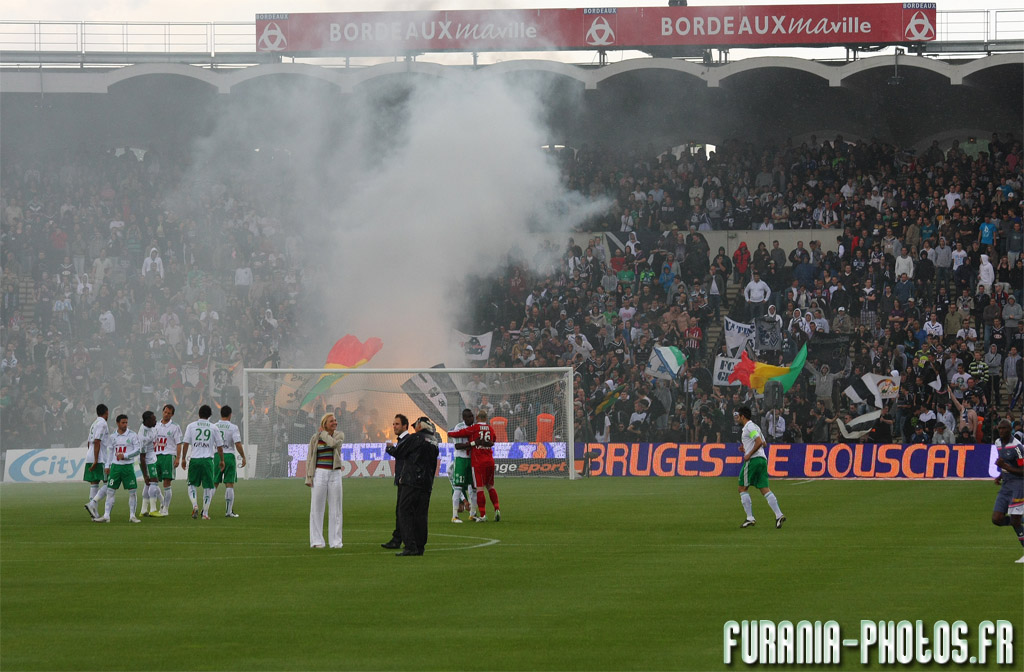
[241,366,576,479]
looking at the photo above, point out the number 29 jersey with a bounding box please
[183,419,224,459]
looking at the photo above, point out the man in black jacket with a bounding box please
[391,417,439,557]
[380,414,412,550]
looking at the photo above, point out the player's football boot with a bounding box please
[775,515,786,529]
[494,509,501,522]
[93,516,110,523]
[451,517,463,523]
[740,519,756,528]
[85,502,99,519]
[225,512,239,518]
[191,507,199,519]
[129,516,141,524]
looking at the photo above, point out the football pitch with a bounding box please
[1,477,1020,671]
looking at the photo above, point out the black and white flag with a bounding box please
[754,317,783,351]
[401,365,466,429]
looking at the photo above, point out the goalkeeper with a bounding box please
[449,408,480,523]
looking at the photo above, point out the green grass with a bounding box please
[1,478,1021,671]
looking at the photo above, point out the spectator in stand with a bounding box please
[1003,296,1023,331]
[744,271,772,320]
[732,242,751,286]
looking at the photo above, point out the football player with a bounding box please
[991,419,1024,564]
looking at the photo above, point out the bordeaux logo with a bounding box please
[258,22,288,51]
[586,16,615,46]
[904,11,934,40]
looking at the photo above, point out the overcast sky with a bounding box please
[5,0,1022,23]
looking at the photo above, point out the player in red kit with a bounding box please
[447,410,501,522]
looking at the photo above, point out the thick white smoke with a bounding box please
[174,72,606,368]
[307,76,603,366]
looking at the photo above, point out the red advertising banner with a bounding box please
[256,4,936,55]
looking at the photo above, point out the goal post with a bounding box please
[242,367,576,480]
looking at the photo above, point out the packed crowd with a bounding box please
[476,133,1024,445]
[2,132,1023,458]
[0,146,307,457]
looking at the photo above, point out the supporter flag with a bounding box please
[727,344,807,393]
[869,372,901,400]
[807,333,850,369]
[452,329,493,361]
[275,374,316,411]
[843,371,901,409]
[595,385,626,414]
[645,346,686,381]
[843,376,876,407]
[299,335,384,408]
[837,410,882,440]
[180,362,202,388]
[401,365,465,430]
[209,359,242,399]
[754,317,783,351]
[723,317,755,353]
[713,355,742,387]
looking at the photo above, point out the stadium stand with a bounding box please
[1,134,1022,457]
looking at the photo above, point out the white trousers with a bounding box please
[309,469,343,548]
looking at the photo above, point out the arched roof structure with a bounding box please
[1,53,1020,150]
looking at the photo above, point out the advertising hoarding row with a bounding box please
[580,442,997,479]
[285,442,567,478]
[3,447,260,483]
[6,441,995,482]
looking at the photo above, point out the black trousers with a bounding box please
[389,486,402,544]
[397,486,431,553]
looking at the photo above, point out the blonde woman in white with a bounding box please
[306,413,345,549]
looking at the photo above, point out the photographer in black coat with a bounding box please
[389,417,439,557]
[380,414,412,550]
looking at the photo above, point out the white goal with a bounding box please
[242,367,576,480]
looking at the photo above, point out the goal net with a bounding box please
[242,367,576,480]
